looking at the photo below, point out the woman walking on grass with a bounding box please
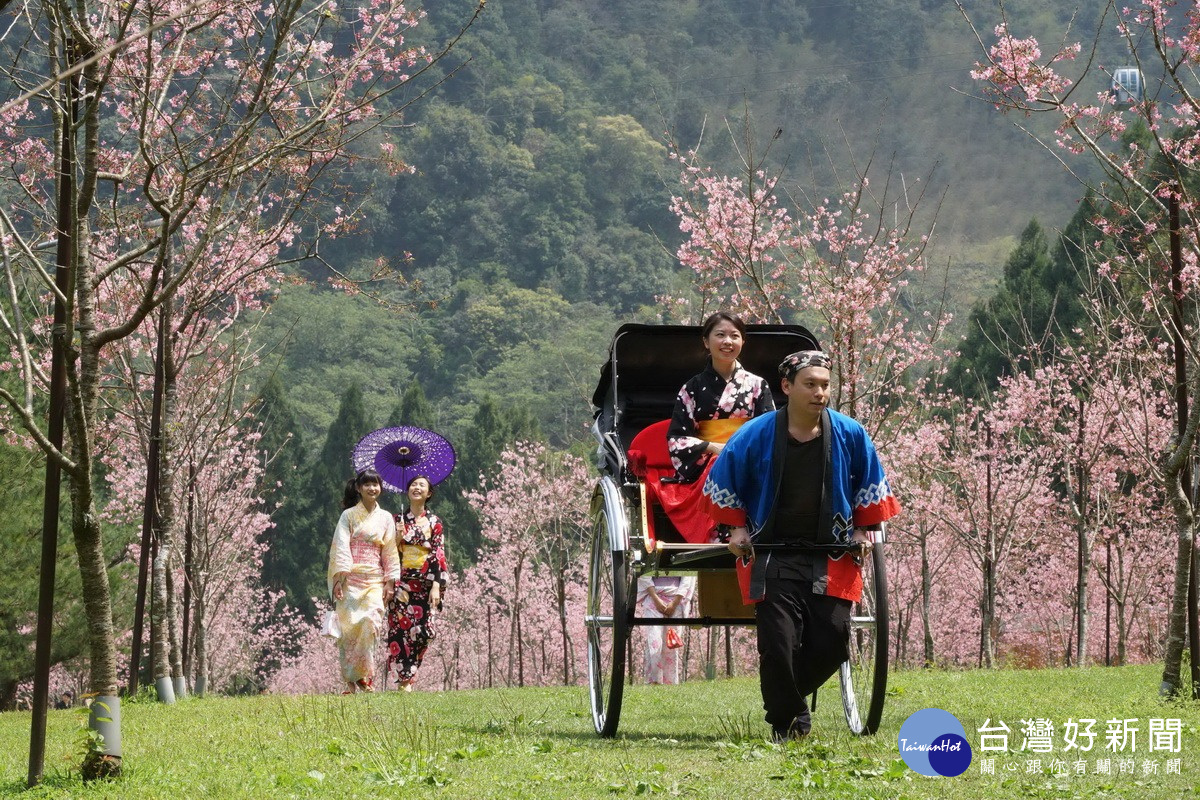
[328,468,401,692]
[387,475,448,691]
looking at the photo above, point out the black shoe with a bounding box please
[770,715,811,743]
[792,698,812,736]
[788,715,812,738]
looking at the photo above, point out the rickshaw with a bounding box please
[585,323,890,738]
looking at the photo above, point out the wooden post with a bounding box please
[28,40,78,788]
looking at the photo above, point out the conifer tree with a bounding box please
[291,383,376,617]
[0,443,92,709]
[388,383,437,430]
[946,218,1088,396]
[439,395,542,565]
[256,376,310,607]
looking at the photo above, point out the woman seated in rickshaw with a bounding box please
[659,311,775,543]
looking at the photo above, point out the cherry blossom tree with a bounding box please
[104,268,280,700]
[434,544,588,691]
[886,420,969,667]
[261,602,342,695]
[1000,343,1174,666]
[661,86,1183,677]
[462,441,591,687]
[526,450,592,685]
[666,126,953,432]
[101,336,277,693]
[0,0,481,775]
[962,0,1200,696]
[925,388,1062,667]
[1093,496,1174,664]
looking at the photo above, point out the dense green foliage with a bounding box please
[946,209,1094,398]
[435,395,541,564]
[273,384,380,617]
[0,445,56,707]
[257,0,1101,441]
[250,0,1125,578]
[257,376,312,609]
[0,443,133,709]
[945,115,1168,397]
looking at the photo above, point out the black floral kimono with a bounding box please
[386,509,447,686]
[667,360,775,483]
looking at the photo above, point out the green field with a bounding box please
[2,665,1198,799]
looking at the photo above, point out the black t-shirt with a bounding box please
[771,433,823,544]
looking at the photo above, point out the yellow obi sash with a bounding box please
[402,544,431,571]
[697,418,746,444]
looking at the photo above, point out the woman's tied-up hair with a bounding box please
[342,467,385,510]
[778,350,832,380]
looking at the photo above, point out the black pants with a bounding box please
[754,557,852,731]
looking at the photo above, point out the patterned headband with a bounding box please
[779,350,832,379]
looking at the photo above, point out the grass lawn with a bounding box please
[2,664,1199,798]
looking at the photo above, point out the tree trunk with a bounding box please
[1160,515,1193,695]
[0,679,17,712]
[193,587,208,697]
[980,553,996,668]
[508,561,523,687]
[149,539,175,702]
[556,572,570,685]
[516,611,525,688]
[150,298,182,702]
[70,342,122,776]
[1116,599,1128,666]
[981,430,996,668]
[165,561,185,697]
[185,515,203,694]
[724,627,733,677]
[58,47,122,777]
[921,534,934,667]
[1076,526,1090,667]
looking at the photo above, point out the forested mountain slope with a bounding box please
[256,0,1119,445]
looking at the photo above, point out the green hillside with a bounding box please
[257,0,1125,448]
[235,0,1152,595]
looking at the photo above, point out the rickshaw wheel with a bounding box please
[839,542,889,735]
[586,498,630,737]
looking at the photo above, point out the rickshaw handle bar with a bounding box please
[652,541,875,553]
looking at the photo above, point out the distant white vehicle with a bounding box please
[1111,67,1144,106]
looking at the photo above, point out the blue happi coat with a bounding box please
[702,407,900,601]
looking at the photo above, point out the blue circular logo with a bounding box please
[898,708,973,777]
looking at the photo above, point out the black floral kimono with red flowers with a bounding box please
[386,509,447,685]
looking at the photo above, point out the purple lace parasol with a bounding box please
[351,426,457,493]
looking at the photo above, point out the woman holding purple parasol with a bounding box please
[351,425,456,691]
[327,468,401,692]
[386,475,448,690]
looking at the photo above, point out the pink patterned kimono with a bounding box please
[636,575,697,684]
[327,503,401,688]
